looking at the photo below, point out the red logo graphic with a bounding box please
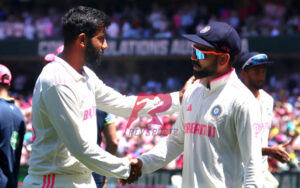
[220,45,230,52]
[186,104,192,111]
[124,93,172,135]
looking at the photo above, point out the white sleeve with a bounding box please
[94,78,180,117]
[234,100,263,188]
[43,85,130,179]
[138,104,185,174]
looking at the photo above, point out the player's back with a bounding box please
[0,98,25,188]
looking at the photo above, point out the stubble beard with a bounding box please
[85,40,104,67]
[192,58,218,79]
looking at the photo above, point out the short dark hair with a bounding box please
[229,54,240,67]
[0,75,10,89]
[62,6,111,45]
[0,83,9,90]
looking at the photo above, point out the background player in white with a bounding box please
[23,6,193,188]
[238,52,290,188]
[121,22,263,187]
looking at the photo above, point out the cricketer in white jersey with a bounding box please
[138,69,263,187]
[119,22,265,187]
[23,55,180,187]
[258,90,279,187]
[238,52,283,188]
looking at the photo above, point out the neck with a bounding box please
[249,87,260,99]
[204,67,232,88]
[61,46,84,73]
[0,88,9,99]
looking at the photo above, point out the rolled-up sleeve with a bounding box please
[138,103,185,174]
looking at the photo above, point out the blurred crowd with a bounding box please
[11,71,300,172]
[1,0,300,40]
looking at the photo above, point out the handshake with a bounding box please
[119,158,143,186]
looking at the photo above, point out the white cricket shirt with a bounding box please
[29,56,179,179]
[257,89,274,172]
[139,69,263,188]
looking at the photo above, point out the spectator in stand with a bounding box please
[24,20,36,40]
[35,17,46,39]
[1,1,300,39]
[107,20,120,38]
[4,17,14,38]
[13,16,24,38]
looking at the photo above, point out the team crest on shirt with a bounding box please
[211,105,222,118]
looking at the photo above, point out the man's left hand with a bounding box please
[179,76,196,103]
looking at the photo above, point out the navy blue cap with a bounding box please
[182,22,241,58]
[238,52,273,71]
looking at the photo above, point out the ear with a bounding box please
[218,53,230,66]
[78,33,86,48]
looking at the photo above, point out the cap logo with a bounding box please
[200,26,210,33]
[220,45,230,52]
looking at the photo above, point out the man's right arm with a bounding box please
[43,85,130,179]
[93,75,195,118]
[120,106,186,185]
[137,104,186,174]
[94,79,180,118]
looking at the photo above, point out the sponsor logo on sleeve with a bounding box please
[10,131,19,150]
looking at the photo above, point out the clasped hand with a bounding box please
[119,158,143,186]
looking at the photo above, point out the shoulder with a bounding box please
[0,99,10,114]
[227,76,258,107]
[0,99,24,122]
[186,80,204,96]
[83,66,104,86]
[39,62,74,89]
[259,89,274,103]
[83,66,100,80]
[182,81,203,103]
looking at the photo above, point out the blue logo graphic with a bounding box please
[211,105,222,117]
